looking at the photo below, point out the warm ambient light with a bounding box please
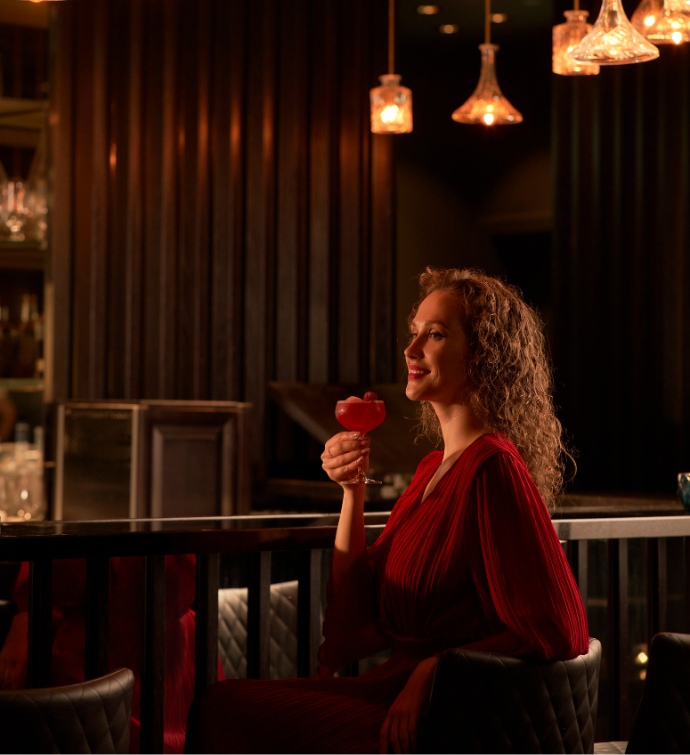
[417,4,440,14]
[452,43,523,125]
[370,0,413,134]
[553,10,601,75]
[370,74,413,132]
[632,0,690,44]
[439,24,459,34]
[569,0,660,64]
[451,0,522,126]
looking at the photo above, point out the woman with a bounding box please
[187,267,588,754]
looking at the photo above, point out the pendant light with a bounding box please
[552,2,601,75]
[370,0,413,134]
[569,0,660,64]
[451,0,523,126]
[631,0,690,44]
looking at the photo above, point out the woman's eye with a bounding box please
[408,332,418,342]
[429,330,444,340]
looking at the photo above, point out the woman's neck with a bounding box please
[432,402,490,460]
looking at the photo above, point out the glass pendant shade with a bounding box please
[632,0,690,43]
[370,74,413,134]
[666,0,690,11]
[452,44,523,126]
[570,0,660,64]
[553,10,601,74]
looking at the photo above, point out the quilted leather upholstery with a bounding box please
[0,667,134,754]
[218,581,315,679]
[418,637,601,754]
[625,632,690,754]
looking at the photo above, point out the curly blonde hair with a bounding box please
[410,267,573,511]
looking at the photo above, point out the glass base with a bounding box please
[341,473,383,486]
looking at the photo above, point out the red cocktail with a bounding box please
[335,391,386,485]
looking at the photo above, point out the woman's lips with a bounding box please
[407,368,429,380]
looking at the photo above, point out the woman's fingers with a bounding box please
[321,433,370,483]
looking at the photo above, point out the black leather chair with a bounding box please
[624,632,690,754]
[418,637,601,754]
[0,667,134,754]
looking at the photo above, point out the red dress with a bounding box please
[190,433,589,754]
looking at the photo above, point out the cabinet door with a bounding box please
[136,401,252,518]
[55,399,252,520]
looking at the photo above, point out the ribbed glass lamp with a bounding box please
[570,0,660,63]
[452,43,523,125]
[553,9,601,75]
[370,0,413,134]
[632,0,690,43]
[452,0,522,126]
[370,74,413,133]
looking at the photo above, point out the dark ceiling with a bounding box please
[398,0,553,43]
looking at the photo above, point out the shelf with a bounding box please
[0,242,46,270]
[0,97,46,149]
[0,378,43,391]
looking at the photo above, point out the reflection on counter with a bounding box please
[0,422,45,521]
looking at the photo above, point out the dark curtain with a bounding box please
[47,0,396,478]
[551,12,690,494]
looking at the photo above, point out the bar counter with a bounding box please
[1,504,689,749]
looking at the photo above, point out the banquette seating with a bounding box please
[594,632,690,755]
[0,667,134,754]
[417,637,601,754]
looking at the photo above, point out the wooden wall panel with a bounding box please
[552,12,690,494]
[49,0,394,485]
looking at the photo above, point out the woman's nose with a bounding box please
[405,335,421,359]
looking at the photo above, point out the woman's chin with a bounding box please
[405,383,424,402]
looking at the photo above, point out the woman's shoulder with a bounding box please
[467,431,520,461]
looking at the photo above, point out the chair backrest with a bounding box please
[418,637,601,754]
[0,667,134,754]
[625,632,690,754]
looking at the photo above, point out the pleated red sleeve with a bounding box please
[466,450,589,661]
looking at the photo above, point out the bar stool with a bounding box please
[418,637,601,753]
[0,667,134,754]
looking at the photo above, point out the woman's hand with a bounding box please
[380,656,437,754]
[321,432,370,486]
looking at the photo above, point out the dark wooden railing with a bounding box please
[2,511,690,749]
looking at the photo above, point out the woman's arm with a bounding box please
[472,453,589,661]
[321,431,370,591]
[318,432,391,675]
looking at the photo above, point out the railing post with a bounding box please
[85,556,110,679]
[566,539,589,608]
[297,549,322,677]
[247,551,271,679]
[195,552,220,695]
[646,538,667,639]
[608,539,629,739]
[140,553,166,754]
[27,558,52,688]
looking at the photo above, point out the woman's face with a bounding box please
[404,289,470,406]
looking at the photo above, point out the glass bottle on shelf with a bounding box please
[0,299,14,377]
[15,293,40,378]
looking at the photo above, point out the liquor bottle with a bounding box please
[0,299,14,377]
[15,294,40,378]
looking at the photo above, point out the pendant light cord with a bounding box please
[485,0,491,44]
[388,0,395,73]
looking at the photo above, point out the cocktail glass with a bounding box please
[335,392,386,485]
